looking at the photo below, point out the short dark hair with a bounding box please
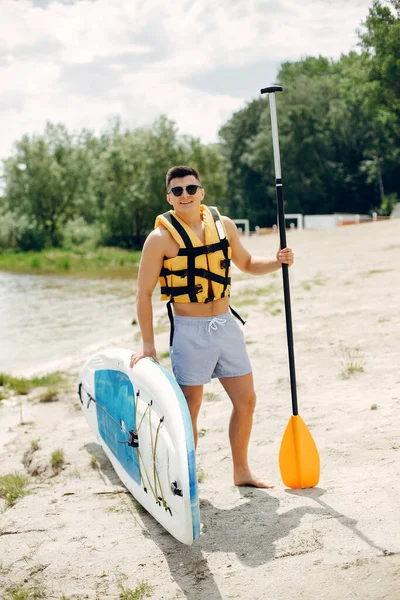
[166,165,201,189]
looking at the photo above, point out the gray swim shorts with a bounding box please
[170,311,252,386]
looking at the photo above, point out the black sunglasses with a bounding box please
[167,185,203,197]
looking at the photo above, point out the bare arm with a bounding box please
[222,216,294,274]
[129,229,167,367]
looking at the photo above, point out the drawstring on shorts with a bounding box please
[207,317,227,333]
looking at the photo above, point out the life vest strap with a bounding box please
[161,284,203,298]
[229,305,246,325]
[160,266,231,286]
[167,300,174,347]
[176,238,229,257]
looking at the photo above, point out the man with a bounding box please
[130,165,294,488]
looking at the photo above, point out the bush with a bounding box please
[61,216,101,250]
[0,211,46,251]
[380,193,399,216]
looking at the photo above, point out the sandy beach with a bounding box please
[1,219,399,600]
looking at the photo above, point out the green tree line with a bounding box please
[0,0,399,252]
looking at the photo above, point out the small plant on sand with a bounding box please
[197,468,206,483]
[31,439,39,452]
[0,372,65,397]
[159,350,170,360]
[338,345,366,379]
[50,448,65,471]
[132,500,147,514]
[199,428,207,438]
[204,391,218,402]
[4,581,46,600]
[312,273,328,286]
[0,472,29,508]
[89,456,98,469]
[118,581,153,600]
[360,268,392,277]
[233,296,259,308]
[39,388,59,403]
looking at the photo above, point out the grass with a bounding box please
[301,272,328,291]
[0,247,141,275]
[159,350,170,360]
[360,268,393,277]
[105,505,126,514]
[50,448,65,471]
[338,345,366,379]
[197,468,206,483]
[204,391,218,402]
[198,428,207,438]
[0,472,29,508]
[31,439,39,451]
[240,283,279,297]
[118,581,153,600]
[232,297,259,307]
[38,387,59,403]
[0,372,65,396]
[154,324,169,335]
[264,297,283,316]
[89,456,98,469]
[132,500,147,514]
[312,273,328,286]
[3,582,46,600]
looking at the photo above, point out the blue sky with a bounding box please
[0,0,372,159]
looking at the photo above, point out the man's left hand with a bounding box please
[276,247,294,267]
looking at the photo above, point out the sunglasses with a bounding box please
[167,185,203,197]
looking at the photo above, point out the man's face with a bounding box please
[166,175,205,212]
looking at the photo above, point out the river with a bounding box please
[0,271,139,377]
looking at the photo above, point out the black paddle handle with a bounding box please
[276,182,298,416]
[261,86,299,417]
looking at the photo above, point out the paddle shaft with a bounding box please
[261,87,298,416]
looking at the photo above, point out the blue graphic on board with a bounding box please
[94,369,141,485]
[160,364,201,541]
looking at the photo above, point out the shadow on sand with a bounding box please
[85,443,388,600]
[134,487,325,600]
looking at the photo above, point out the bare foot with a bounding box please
[234,471,275,489]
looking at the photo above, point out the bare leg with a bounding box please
[219,373,274,488]
[180,385,203,448]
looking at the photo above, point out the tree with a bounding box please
[3,123,95,248]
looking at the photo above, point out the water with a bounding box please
[0,271,139,376]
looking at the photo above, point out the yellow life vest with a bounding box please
[155,205,231,303]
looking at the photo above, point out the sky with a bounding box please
[0,0,373,160]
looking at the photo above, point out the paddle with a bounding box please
[260,85,320,488]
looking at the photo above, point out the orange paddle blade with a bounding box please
[279,415,320,489]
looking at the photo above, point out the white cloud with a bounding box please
[0,0,372,159]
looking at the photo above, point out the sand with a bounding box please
[1,219,399,600]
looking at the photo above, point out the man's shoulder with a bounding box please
[144,225,172,252]
[220,215,236,231]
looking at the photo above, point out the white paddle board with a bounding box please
[78,348,200,545]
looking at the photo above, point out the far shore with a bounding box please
[0,246,141,276]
